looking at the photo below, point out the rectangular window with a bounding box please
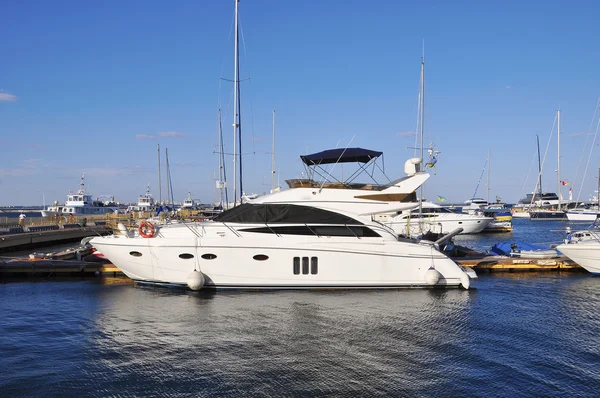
[293,257,300,275]
[302,257,309,275]
[311,257,318,275]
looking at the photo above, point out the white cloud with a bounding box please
[505,85,512,89]
[397,131,416,138]
[156,131,187,138]
[0,92,17,102]
[136,134,155,140]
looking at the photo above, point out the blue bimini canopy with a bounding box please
[300,148,382,166]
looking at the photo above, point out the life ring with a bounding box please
[139,221,156,238]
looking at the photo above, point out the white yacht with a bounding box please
[376,202,493,236]
[41,174,117,217]
[557,224,600,275]
[90,152,475,290]
[565,207,600,222]
[461,198,489,214]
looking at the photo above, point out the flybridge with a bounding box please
[290,147,393,190]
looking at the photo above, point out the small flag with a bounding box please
[561,180,569,186]
[437,195,447,202]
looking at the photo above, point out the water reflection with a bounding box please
[88,287,474,396]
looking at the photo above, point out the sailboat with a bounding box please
[529,110,580,220]
[462,151,513,231]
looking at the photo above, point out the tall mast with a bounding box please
[218,108,228,209]
[557,109,561,210]
[271,110,276,192]
[536,135,542,195]
[418,52,425,217]
[232,0,242,205]
[157,144,162,204]
[487,150,491,204]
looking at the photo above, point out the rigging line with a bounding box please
[238,17,257,156]
[319,135,356,191]
[471,157,488,200]
[531,113,557,205]
[572,97,600,202]
[578,114,600,203]
[517,145,538,202]
[413,91,421,158]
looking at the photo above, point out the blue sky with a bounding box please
[1,0,600,206]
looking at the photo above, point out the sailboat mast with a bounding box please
[271,110,276,192]
[418,54,425,217]
[157,144,162,205]
[232,0,240,205]
[218,108,228,209]
[557,110,561,210]
[536,135,543,195]
[487,150,491,204]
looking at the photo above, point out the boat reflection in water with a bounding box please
[91,286,474,396]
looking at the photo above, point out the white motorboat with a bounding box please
[90,149,476,290]
[41,174,118,217]
[556,225,600,275]
[377,202,493,236]
[90,200,473,290]
[565,207,600,222]
[462,198,488,214]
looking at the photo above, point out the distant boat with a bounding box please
[127,184,158,214]
[41,174,117,217]
[566,168,600,222]
[489,241,559,259]
[181,191,198,210]
[378,201,493,236]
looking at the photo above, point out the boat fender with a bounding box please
[460,272,470,290]
[139,222,156,238]
[187,270,205,291]
[424,267,441,286]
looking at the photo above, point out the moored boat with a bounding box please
[41,174,118,217]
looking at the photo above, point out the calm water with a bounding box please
[2,220,600,397]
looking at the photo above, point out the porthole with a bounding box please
[201,253,217,260]
[179,253,194,259]
[253,254,269,261]
[129,251,142,257]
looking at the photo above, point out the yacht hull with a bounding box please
[556,243,600,274]
[91,227,471,289]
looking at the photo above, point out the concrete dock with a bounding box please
[0,225,112,253]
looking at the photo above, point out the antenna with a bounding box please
[271,110,276,192]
